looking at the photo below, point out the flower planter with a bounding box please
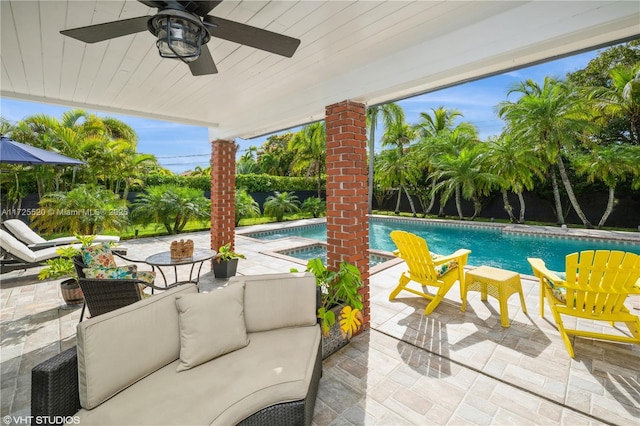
[321,304,350,359]
[212,258,239,279]
[60,279,83,306]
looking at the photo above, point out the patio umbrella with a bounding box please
[0,135,85,166]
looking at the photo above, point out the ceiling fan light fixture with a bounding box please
[150,11,209,63]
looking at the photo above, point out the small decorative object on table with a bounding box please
[170,239,194,260]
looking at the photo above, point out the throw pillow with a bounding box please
[83,265,137,280]
[431,253,458,278]
[175,283,249,372]
[81,244,116,268]
[82,266,156,299]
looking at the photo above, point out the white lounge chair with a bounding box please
[0,229,82,273]
[0,229,128,274]
[2,219,119,249]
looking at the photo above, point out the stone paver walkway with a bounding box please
[1,219,639,425]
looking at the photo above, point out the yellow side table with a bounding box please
[461,265,527,327]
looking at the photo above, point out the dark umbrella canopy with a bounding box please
[0,136,85,166]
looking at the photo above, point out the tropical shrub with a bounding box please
[301,197,326,218]
[31,185,127,235]
[263,191,300,222]
[235,189,261,226]
[131,184,210,234]
[305,258,364,338]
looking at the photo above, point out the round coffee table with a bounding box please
[145,249,217,286]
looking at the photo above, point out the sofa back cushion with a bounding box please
[229,272,317,333]
[76,284,197,409]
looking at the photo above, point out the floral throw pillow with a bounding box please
[545,271,567,303]
[81,244,116,268]
[83,265,137,280]
[431,253,459,278]
[82,266,156,299]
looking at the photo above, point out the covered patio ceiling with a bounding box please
[1,1,639,140]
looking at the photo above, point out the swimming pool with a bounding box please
[246,218,640,274]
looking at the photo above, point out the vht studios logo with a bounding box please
[2,416,80,425]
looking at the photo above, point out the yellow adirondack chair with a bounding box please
[389,230,471,315]
[528,250,640,358]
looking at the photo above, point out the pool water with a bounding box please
[249,219,640,274]
[280,244,393,267]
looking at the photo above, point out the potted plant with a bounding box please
[38,246,83,305]
[212,243,246,278]
[304,258,364,358]
[38,235,96,306]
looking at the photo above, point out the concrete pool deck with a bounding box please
[1,219,639,425]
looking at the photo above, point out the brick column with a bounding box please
[325,100,370,329]
[210,139,236,257]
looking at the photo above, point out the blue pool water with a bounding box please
[249,219,640,274]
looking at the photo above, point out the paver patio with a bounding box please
[1,221,639,425]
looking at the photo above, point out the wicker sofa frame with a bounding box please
[32,341,322,426]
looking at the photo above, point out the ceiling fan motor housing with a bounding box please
[148,9,210,62]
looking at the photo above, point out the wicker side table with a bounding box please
[461,265,527,327]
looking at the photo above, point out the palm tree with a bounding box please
[431,145,502,220]
[413,106,477,139]
[263,191,301,222]
[32,184,128,234]
[132,184,210,234]
[380,122,419,215]
[414,124,478,217]
[289,122,326,197]
[235,189,261,226]
[366,103,405,213]
[374,148,420,215]
[590,63,640,145]
[573,144,638,228]
[486,134,544,223]
[498,77,594,227]
[301,197,326,218]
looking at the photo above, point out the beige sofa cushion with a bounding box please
[175,283,249,372]
[75,325,321,425]
[229,272,317,333]
[76,284,197,409]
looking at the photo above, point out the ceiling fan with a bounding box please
[60,0,301,76]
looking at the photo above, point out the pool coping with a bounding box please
[236,215,640,244]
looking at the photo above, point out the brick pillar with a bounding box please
[210,139,236,257]
[325,100,370,330]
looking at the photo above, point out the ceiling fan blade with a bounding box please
[137,0,167,9]
[189,45,218,76]
[191,1,223,17]
[203,15,300,57]
[61,16,152,43]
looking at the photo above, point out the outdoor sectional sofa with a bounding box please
[31,273,322,425]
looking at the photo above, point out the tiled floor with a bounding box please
[1,219,639,425]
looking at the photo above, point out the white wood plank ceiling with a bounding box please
[2,1,639,139]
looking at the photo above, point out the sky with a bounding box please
[0,49,600,175]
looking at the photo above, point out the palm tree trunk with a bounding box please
[597,186,616,229]
[501,190,516,223]
[368,126,375,214]
[394,187,402,214]
[470,196,481,220]
[517,191,526,224]
[403,186,417,217]
[556,155,592,228]
[455,187,463,219]
[550,169,564,225]
[438,195,446,217]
